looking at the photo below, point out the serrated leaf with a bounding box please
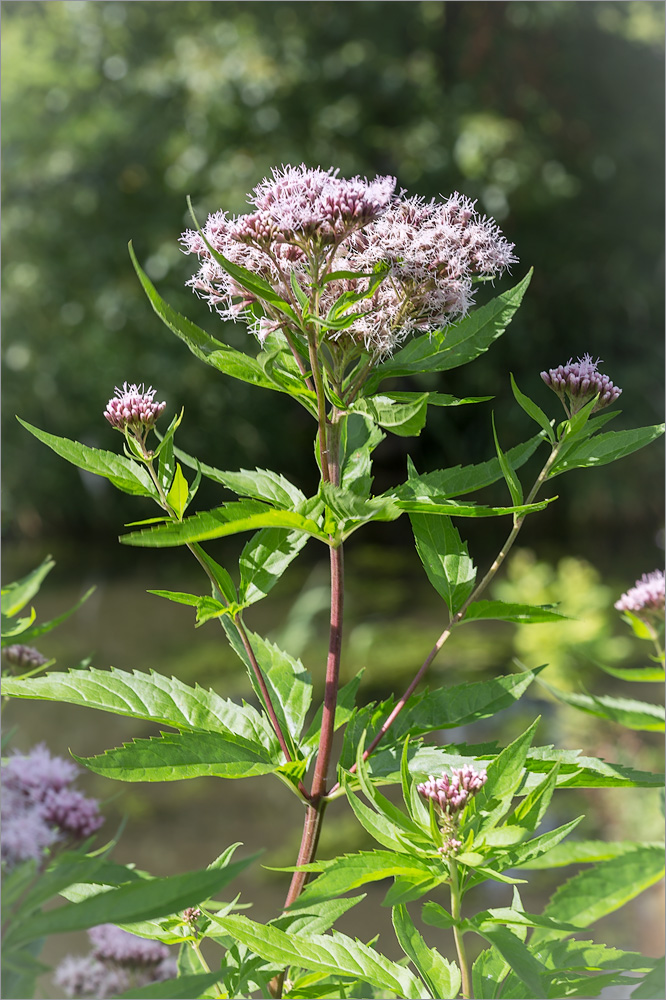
[6,859,254,949]
[475,720,541,834]
[1,667,275,746]
[539,679,665,732]
[421,901,456,930]
[537,936,656,974]
[120,501,328,547]
[340,413,385,498]
[510,374,556,443]
[221,623,312,745]
[210,467,306,508]
[507,764,559,833]
[17,418,157,498]
[1,555,54,617]
[397,432,545,501]
[473,945,509,998]
[75,729,280,781]
[166,463,189,519]
[409,513,476,614]
[321,482,401,535]
[294,852,438,906]
[365,271,533,391]
[393,904,460,999]
[474,925,545,997]
[217,914,425,998]
[350,393,430,437]
[530,846,665,945]
[515,839,662,870]
[239,526,310,606]
[462,599,568,625]
[549,423,665,476]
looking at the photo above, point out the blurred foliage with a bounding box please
[2,0,664,566]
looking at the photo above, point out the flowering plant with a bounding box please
[5,165,665,1000]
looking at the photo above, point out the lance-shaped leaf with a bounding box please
[492,413,524,505]
[510,373,556,443]
[473,925,546,998]
[461,600,569,625]
[518,839,663,870]
[74,730,280,781]
[409,512,476,614]
[530,846,665,946]
[340,414,385,497]
[5,855,255,949]
[288,851,440,906]
[221,623,312,746]
[208,467,305,508]
[365,270,533,391]
[632,957,665,999]
[1,555,54,618]
[397,497,553,517]
[596,663,666,683]
[239,526,310,606]
[537,679,665,732]
[17,419,157,498]
[397,431,545,500]
[1,667,275,747]
[472,719,541,833]
[393,904,461,999]
[216,914,425,999]
[120,501,329,547]
[549,423,665,476]
[537,937,656,974]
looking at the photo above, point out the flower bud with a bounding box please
[540,354,621,415]
[2,644,49,669]
[104,383,166,433]
[417,766,487,816]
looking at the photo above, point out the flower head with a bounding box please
[181,166,516,358]
[54,927,176,999]
[104,383,166,433]
[88,924,171,966]
[540,354,622,415]
[417,766,487,816]
[615,570,665,622]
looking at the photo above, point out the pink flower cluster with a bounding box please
[2,643,49,670]
[540,354,622,415]
[181,164,516,356]
[103,382,166,433]
[1,744,104,870]
[54,925,177,999]
[615,570,665,620]
[417,766,487,816]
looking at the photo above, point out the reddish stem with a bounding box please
[310,542,344,800]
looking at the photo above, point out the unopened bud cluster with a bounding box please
[104,383,166,433]
[615,569,665,623]
[417,766,487,816]
[540,354,621,416]
[3,644,49,670]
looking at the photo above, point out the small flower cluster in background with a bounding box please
[2,644,49,671]
[540,353,622,416]
[181,163,516,356]
[1,744,104,870]
[103,382,166,434]
[54,924,177,1000]
[615,569,665,624]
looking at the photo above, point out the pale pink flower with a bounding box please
[103,383,166,432]
[540,354,622,415]
[417,766,487,816]
[615,570,665,621]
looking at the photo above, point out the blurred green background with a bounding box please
[2,0,664,565]
[2,3,664,989]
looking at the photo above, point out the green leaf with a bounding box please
[538,937,655,974]
[1,555,54,617]
[6,859,255,948]
[409,512,476,614]
[1,607,36,640]
[17,418,157,498]
[157,430,176,494]
[397,497,553,518]
[461,600,568,625]
[216,914,425,999]
[474,925,545,998]
[120,501,328,547]
[632,957,665,999]
[129,243,295,395]
[208,467,306,508]
[343,783,420,854]
[486,818,584,873]
[321,482,401,536]
[192,546,238,604]
[339,414,385,498]
[75,729,280,781]
[473,945,509,999]
[113,971,225,999]
[397,432,545,501]
[350,392,430,437]
[239,527,310,606]
[10,586,95,644]
[549,423,665,476]
[365,271,533,391]
[294,852,439,906]
[492,413,524,505]
[507,764,559,833]
[393,904,461,999]
[510,374,556,443]
[515,839,662,870]
[421,902,456,930]
[538,679,665,731]
[385,390,493,408]
[530,846,666,945]
[166,462,189,519]
[1,666,275,746]
[221,624,312,745]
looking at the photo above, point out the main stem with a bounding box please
[449,859,472,999]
